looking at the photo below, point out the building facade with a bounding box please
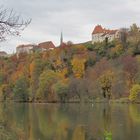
[16,44,37,56]
[38,41,55,51]
[16,41,55,56]
[0,51,8,57]
[92,25,120,44]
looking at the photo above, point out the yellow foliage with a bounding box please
[129,84,140,102]
[29,61,35,76]
[110,44,123,57]
[99,70,114,89]
[56,59,62,66]
[71,57,86,78]
[74,44,87,52]
[58,68,68,79]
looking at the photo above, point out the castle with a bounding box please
[92,25,120,44]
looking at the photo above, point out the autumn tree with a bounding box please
[36,70,59,102]
[109,44,124,58]
[85,51,96,67]
[127,23,140,54]
[71,57,86,78]
[122,55,138,88]
[87,58,115,99]
[129,84,140,102]
[0,71,5,85]
[68,78,89,102]
[99,70,114,100]
[0,6,31,41]
[30,58,43,101]
[0,84,11,101]
[129,23,140,44]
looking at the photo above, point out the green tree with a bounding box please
[13,76,29,102]
[53,81,69,102]
[0,72,5,86]
[30,58,43,101]
[36,70,58,101]
[128,23,140,49]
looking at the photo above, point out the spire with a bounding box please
[60,31,63,46]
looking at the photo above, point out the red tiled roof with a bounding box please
[38,41,55,49]
[92,25,104,34]
[92,25,118,35]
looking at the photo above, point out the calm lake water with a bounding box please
[0,103,140,140]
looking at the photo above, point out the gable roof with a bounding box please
[92,25,118,35]
[38,41,55,49]
[92,25,104,34]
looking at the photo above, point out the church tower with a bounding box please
[60,31,63,46]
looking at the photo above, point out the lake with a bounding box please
[0,103,140,140]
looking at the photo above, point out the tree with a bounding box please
[129,84,140,102]
[122,55,138,88]
[66,41,73,46]
[30,58,43,101]
[71,57,86,78]
[0,6,31,41]
[13,76,29,102]
[0,84,11,101]
[68,78,89,102]
[109,44,124,58]
[53,81,69,102]
[128,23,140,48]
[86,58,115,99]
[130,23,139,35]
[36,70,59,101]
[0,71,5,85]
[85,52,96,67]
[99,70,114,100]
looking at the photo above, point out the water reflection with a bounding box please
[0,103,140,140]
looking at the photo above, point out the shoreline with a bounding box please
[3,98,140,104]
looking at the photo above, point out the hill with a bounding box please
[0,23,140,103]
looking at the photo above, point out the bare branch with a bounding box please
[0,6,31,42]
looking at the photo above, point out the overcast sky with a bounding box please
[1,0,140,53]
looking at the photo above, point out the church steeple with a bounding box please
[60,31,63,46]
